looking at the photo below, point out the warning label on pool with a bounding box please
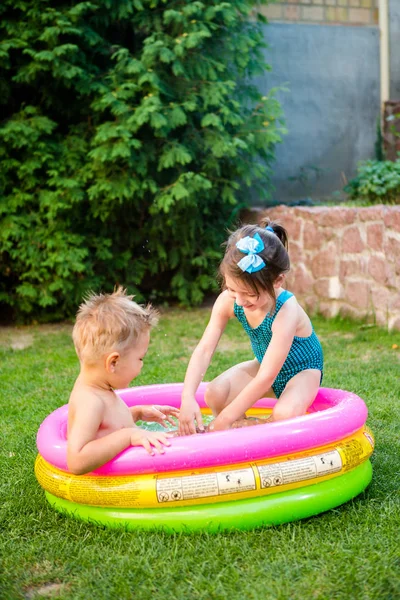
[156,468,256,503]
[258,450,343,488]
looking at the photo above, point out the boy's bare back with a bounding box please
[68,382,135,442]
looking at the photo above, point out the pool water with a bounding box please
[136,414,215,433]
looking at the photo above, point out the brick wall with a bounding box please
[259,0,378,25]
[245,205,400,331]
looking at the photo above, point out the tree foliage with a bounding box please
[0,0,284,321]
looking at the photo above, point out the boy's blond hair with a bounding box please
[72,287,159,363]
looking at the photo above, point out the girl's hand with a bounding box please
[130,428,172,455]
[179,397,204,436]
[137,405,180,427]
[207,416,230,432]
[207,408,236,432]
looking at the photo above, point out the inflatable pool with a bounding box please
[35,383,374,532]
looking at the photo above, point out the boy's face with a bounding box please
[112,330,150,388]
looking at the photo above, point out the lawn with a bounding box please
[1,309,399,600]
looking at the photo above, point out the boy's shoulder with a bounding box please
[69,380,109,409]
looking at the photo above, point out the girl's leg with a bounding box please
[272,369,321,421]
[205,359,275,417]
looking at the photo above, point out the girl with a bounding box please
[178,218,324,436]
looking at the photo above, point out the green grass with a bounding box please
[1,310,399,600]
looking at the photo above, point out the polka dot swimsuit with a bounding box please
[234,290,324,398]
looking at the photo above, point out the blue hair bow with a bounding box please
[265,225,274,233]
[236,233,266,273]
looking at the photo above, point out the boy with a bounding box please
[67,287,178,475]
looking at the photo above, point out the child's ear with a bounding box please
[273,274,285,288]
[105,352,120,373]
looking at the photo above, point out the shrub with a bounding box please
[0,0,284,321]
[344,160,400,205]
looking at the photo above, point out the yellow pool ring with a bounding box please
[35,426,374,509]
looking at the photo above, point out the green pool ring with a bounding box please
[45,461,372,533]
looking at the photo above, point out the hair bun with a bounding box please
[259,217,288,250]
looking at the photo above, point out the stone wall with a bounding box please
[250,205,400,331]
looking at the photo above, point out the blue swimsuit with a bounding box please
[234,290,323,398]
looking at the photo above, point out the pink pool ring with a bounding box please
[36,383,368,476]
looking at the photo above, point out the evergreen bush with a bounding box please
[0,0,284,321]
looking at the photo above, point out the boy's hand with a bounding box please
[130,428,172,455]
[137,405,180,427]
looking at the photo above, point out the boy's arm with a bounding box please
[130,405,180,426]
[67,396,132,475]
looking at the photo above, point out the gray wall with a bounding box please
[258,23,380,203]
[390,0,400,98]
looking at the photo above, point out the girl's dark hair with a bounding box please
[219,217,290,306]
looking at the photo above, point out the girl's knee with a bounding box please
[272,403,298,421]
[205,380,230,412]
[273,372,319,421]
[272,395,312,421]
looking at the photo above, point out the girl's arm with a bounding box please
[211,299,299,429]
[179,291,233,435]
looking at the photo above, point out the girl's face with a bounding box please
[224,274,272,312]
